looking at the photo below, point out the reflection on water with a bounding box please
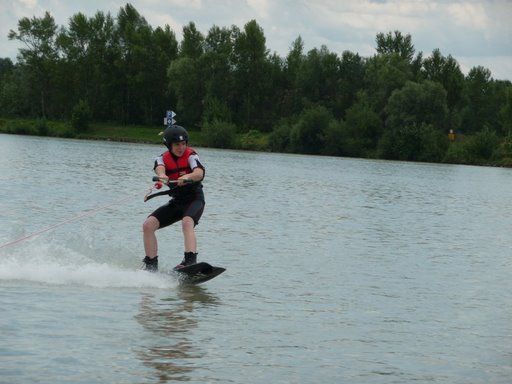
[135,286,221,382]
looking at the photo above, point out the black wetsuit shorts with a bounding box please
[149,187,205,228]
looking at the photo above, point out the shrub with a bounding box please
[322,120,348,156]
[494,136,512,166]
[7,120,35,135]
[464,128,499,162]
[269,121,293,152]
[59,124,77,138]
[36,118,49,136]
[345,92,382,156]
[416,125,448,162]
[443,129,500,165]
[443,141,469,164]
[202,119,236,148]
[71,100,91,133]
[378,123,447,162]
[238,130,269,151]
[290,105,333,154]
[202,97,231,123]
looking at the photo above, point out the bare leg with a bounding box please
[182,216,196,252]
[142,216,160,258]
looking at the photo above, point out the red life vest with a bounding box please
[162,147,196,180]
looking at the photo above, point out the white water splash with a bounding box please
[0,241,177,289]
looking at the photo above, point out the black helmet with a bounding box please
[163,125,189,147]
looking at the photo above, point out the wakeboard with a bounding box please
[173,262,226,285]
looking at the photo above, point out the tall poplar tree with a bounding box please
[8,11,59,117]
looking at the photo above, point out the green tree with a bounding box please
[279,36,305,118]
[297,46,341,113]
[343,92,382,156]
[422,49,464,130]
[379,81,449,161]
[364,53,413,114]
[115,4,152,123]
[290,105,333,154]
[57,12,97,117]
[386,80,448,131]
[379,123,447,162]
[461,66,492,133]
[168,57,203,127]
[486,80,512,136]
[201,25,236,114]
[422,49,464,104]
[147,25,179,123]
[0,65,32,116]
[0,58,14,80]
[0,58,16,115]
[76,11,119,121]
[180,22,204,59]
[232,20,272,131]
[499,85,512,136]
[168,22,205,127]
[266,52,287,127]
[107,4,178,125]
[338,50,365,117]
[376,31,415,63]
[8,11,60,117]
[365,31,422,116]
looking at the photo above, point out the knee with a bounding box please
[182,217,194,232]
[143,217,159,233]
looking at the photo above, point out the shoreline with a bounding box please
[1,117,511,168]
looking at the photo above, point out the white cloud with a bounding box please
[15,0,38,8]
[246,0,271,19]
[458,55,512,80]
[144,10,182,33]
[8,0,43,19]
[329,10,427,32]
[310,0,434,30]
[153,0,202,9]
[447,2,489,29]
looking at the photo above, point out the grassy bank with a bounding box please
[0,118,270,151]
[0,119,203,146]
[0,117,205,146]
[2,117,512,167]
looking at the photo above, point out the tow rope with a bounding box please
[2,178,192,249]
[0,194,135,250]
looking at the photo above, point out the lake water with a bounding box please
[0,133,511,383]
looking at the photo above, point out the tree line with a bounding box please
[1,3,512,165]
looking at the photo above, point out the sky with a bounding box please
[1,0,511,80]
